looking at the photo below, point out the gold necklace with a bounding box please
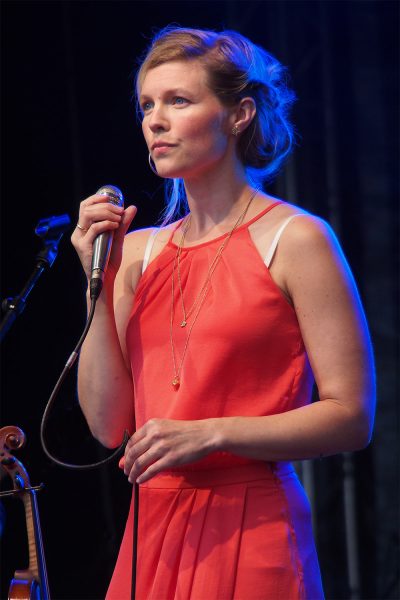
[177,188,260,327]
[170,188,259,390]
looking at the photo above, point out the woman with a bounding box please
[71,27,375,600]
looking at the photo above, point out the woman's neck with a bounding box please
[183,166,256,240]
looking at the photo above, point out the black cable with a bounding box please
[40,296,128,469]
[40,287,137,597]
[131,482,139,600]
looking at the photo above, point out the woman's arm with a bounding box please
[216,214,375,460]
[71,194,149,448]
[122,215,375,483]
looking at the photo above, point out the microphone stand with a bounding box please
[0,214,71,342]
[1,213,70,600]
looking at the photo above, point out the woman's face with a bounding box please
[139,60,234,180]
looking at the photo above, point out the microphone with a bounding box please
[90,184,124,299]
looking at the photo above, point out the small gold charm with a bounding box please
[180,320,187,327]
[172,376,180,391]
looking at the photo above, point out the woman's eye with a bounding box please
[173,97,188,106]
[140,97,188,114]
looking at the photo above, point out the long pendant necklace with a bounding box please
[170,188,259,390]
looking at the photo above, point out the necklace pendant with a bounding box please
[180,320,187,327]
[172,376,180,391]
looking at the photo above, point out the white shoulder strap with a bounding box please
[264,214,303,268]
[142,228,160,275]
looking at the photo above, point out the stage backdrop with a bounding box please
[1,1,398,599]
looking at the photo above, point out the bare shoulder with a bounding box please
[275,209,358,314]
[123,220,178,252]
[117,221,180,292]
[249,195,337,269]
[123,226,159,255]
[275,209,343,263]
[137,219,183,265]
[115,227,158,296]
[255,197,349,300]
[121,224,168,267]
[252,193,338,254]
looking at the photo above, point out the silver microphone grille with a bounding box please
[96,184,124,207]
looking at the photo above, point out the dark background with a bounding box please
[1,1,398,599]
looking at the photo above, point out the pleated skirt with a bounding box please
[106,462,324,600]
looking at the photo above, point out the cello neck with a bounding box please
[1,426,51,600]
[21,489,50,600]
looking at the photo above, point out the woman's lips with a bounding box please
[153,145,175,156]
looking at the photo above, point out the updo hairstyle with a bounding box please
[136,26,296,223]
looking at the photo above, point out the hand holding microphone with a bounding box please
[71,185,137,299]
[90,185,124,299]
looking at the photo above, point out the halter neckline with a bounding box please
[167,201,282,251]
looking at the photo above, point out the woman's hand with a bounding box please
[71,193,137,283]
[119,418,219,484]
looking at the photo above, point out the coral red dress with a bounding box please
[106,202,324,599]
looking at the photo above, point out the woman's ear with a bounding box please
[230,97,257,136]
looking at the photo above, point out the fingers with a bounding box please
[73,200,136,241]
[126,447,157,484]
[73,219,119,246]
[114,205,137,242]
[122,421,164,483]
[122,419,194,485]
[124,437,150,472]
[124,443,174,484]
[71,192,138,280]
[74,194,125,236]
[136,456,173,484]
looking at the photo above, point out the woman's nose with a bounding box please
[148,104,169,132]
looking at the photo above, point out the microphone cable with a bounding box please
[39,294,129,469]
[39,293,138,599]
[40,184,128,467]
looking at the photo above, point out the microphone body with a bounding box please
[90,185,124,299]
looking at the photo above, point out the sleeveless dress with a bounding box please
[106,202,324,600]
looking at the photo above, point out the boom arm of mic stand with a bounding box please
[0,213,71,343]
[1,261,47,342]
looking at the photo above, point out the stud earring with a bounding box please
[148,153,159,176]
[231,125,240,136]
